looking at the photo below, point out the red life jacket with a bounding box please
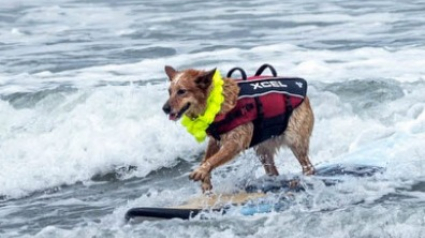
[206,64,307,147]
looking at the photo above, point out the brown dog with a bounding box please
[162,66,315,193]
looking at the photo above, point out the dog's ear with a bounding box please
[164,65,177,80]
[195,68,216,90]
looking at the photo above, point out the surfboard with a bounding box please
[125,192,266,221]
[125,163,384,222]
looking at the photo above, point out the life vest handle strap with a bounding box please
[255,64,278,77]
[285,95,293,115]
[226,67,247,80]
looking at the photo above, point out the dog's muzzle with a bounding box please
[162,102,171,114]
[163,102,191,121]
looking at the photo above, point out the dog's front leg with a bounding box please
[189,143,243,181]
[189,124,253,192]
[202,138,220,164]
[199,139,219,192]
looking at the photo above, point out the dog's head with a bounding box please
[162,66,216,121]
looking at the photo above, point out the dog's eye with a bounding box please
[177,89,186,96]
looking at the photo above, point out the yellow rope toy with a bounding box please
[181,69,224,142]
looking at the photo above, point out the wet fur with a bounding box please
[163,66,315,193]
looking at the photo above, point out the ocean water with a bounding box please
[1,0,425,237]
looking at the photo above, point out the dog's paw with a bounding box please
[189,166,210,181]
[201,180,213,193]
[302,165,315,176]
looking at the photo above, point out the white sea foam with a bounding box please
[0,85,204,198]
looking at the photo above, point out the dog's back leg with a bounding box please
[288,140,314,175]
[254,143,279,176]
[284,97,315,175]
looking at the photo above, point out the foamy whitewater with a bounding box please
[1,0,425,237]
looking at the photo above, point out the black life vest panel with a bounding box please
[206,64,307,147]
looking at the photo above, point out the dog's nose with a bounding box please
[162,103,171,114]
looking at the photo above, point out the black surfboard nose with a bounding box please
[125,207,226,222]
[125,207,201,221]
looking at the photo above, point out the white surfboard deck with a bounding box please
[174,192,267,209]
